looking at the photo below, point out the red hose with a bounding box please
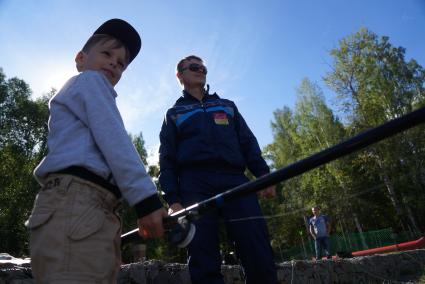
[351,237,425,256]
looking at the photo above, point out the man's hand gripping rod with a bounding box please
[121,105,425,248]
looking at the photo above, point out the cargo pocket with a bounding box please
[25,192,57,230]
[67,184,106,241]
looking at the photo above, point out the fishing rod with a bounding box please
[121,105,425,247]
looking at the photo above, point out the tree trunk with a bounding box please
[374,157,410,230]
[353,212,368,249]
[404,202,421,236]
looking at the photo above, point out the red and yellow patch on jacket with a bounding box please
[213,112,229,125]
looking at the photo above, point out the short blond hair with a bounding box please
[176,55,203,73]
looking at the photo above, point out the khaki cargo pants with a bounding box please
[26,174,122,283]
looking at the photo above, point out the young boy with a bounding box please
[26,19,166,283]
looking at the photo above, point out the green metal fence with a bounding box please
[274,228,413,261]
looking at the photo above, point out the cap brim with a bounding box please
[94,18,141,64]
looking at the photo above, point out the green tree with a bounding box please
[324,28,425,234]
[129,132,148,165]
[121,132,151,262]
[0,68,51,256]
[264,78,350,253]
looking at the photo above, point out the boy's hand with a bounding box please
[137,208,167,239]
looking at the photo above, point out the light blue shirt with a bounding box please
[34,70,157,206]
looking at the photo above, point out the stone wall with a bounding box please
[1,249,424,283]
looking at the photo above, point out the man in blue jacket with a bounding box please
[159,55,277,284]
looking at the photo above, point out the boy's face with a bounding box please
[75,39,128,86]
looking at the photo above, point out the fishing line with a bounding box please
[225,182,387,224]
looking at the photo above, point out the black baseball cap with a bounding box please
[94,18,141,64]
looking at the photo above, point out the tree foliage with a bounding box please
[323,28,425,233]
[0,69,51,256]
[264,28,425,257]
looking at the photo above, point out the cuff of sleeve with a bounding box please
[134,194,164,218]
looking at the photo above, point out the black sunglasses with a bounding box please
[181,63,208,75]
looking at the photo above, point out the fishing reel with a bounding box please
[163,213,197,248]
[120,212,197,248]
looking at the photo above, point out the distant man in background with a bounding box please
[309,206,332,260]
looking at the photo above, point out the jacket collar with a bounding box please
[177,90,220,103]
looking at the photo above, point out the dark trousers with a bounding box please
[179,170,277,284]
[314,236,331,259]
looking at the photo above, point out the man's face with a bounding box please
[75,39,127,86]
[178,59,207,87]
[312,207,320,216]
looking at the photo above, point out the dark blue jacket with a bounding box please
[159,90,269,204]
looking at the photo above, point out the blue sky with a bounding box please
[1,0,424,164]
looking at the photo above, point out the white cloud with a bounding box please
[115,67,179,153]
[117,75,175,127]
